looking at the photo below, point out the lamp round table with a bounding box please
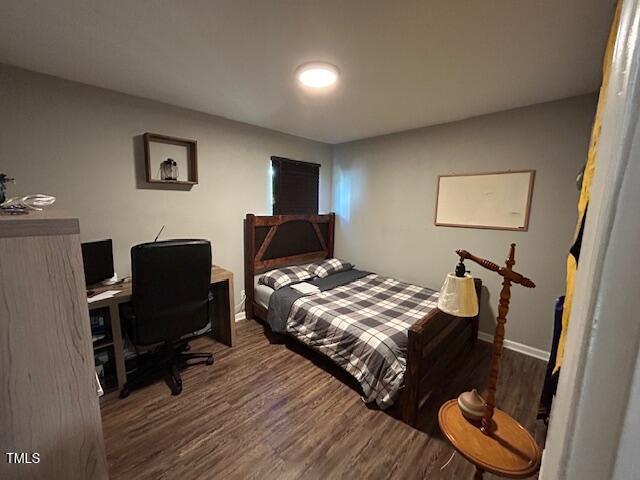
[438,400,541,479]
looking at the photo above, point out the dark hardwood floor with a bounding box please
[101,320,547,479]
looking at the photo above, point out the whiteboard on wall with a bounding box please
[435,170,535,231]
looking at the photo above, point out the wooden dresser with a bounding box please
[0,211,108,479]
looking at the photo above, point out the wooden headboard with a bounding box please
[244,213,335,320]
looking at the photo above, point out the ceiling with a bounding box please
[0,0,615,144]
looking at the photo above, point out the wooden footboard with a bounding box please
[401,278,482,426]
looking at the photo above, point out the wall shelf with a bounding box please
[143,132,198,187]
[146,179,198,186]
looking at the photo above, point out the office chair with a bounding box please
[120,239,214,398]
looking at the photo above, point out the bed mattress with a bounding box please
[254,283,274,309]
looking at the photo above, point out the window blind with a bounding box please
[271,156,320,215]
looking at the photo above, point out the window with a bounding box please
[271,156,320,215]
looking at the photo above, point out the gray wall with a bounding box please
[0,64,333,307]
[332,95,596,351]
[0,63,596,351]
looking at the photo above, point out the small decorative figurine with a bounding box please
[457,389,487,422]
[0,173,15,205]
[160,158,179,181]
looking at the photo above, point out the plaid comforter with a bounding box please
[286,273,439,408]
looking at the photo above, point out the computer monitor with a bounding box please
[81,239,114,287]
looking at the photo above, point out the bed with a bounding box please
[244,213,481,426]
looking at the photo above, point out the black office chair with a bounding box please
[120,239,214,398]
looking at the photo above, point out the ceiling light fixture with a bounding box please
[296,62,339,88]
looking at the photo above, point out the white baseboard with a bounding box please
[478,331,550,362]
[235,312,246,322]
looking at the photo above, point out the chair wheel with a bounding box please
[119,387,130,399]
[171,384,182,396]
[206,356,214,365]
[184,344,191,352]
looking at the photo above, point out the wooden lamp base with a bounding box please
[438,400,541,478]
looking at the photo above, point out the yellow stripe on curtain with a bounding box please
[554,0,621,373]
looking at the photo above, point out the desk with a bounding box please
[88,265,235,397]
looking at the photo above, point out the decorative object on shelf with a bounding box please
[438,244,541,479]
[457,389,486,422]
[1,194,56,215]
[143,132,198,187]
[160,158,179,181]
[0,173,15,205]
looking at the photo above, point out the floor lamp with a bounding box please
[437,244,542,479]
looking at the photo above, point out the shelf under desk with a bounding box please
[88,265,236,398]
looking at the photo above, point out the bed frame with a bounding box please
[244,213,481,427]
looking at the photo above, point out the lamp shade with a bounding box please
[438,273,479,317]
